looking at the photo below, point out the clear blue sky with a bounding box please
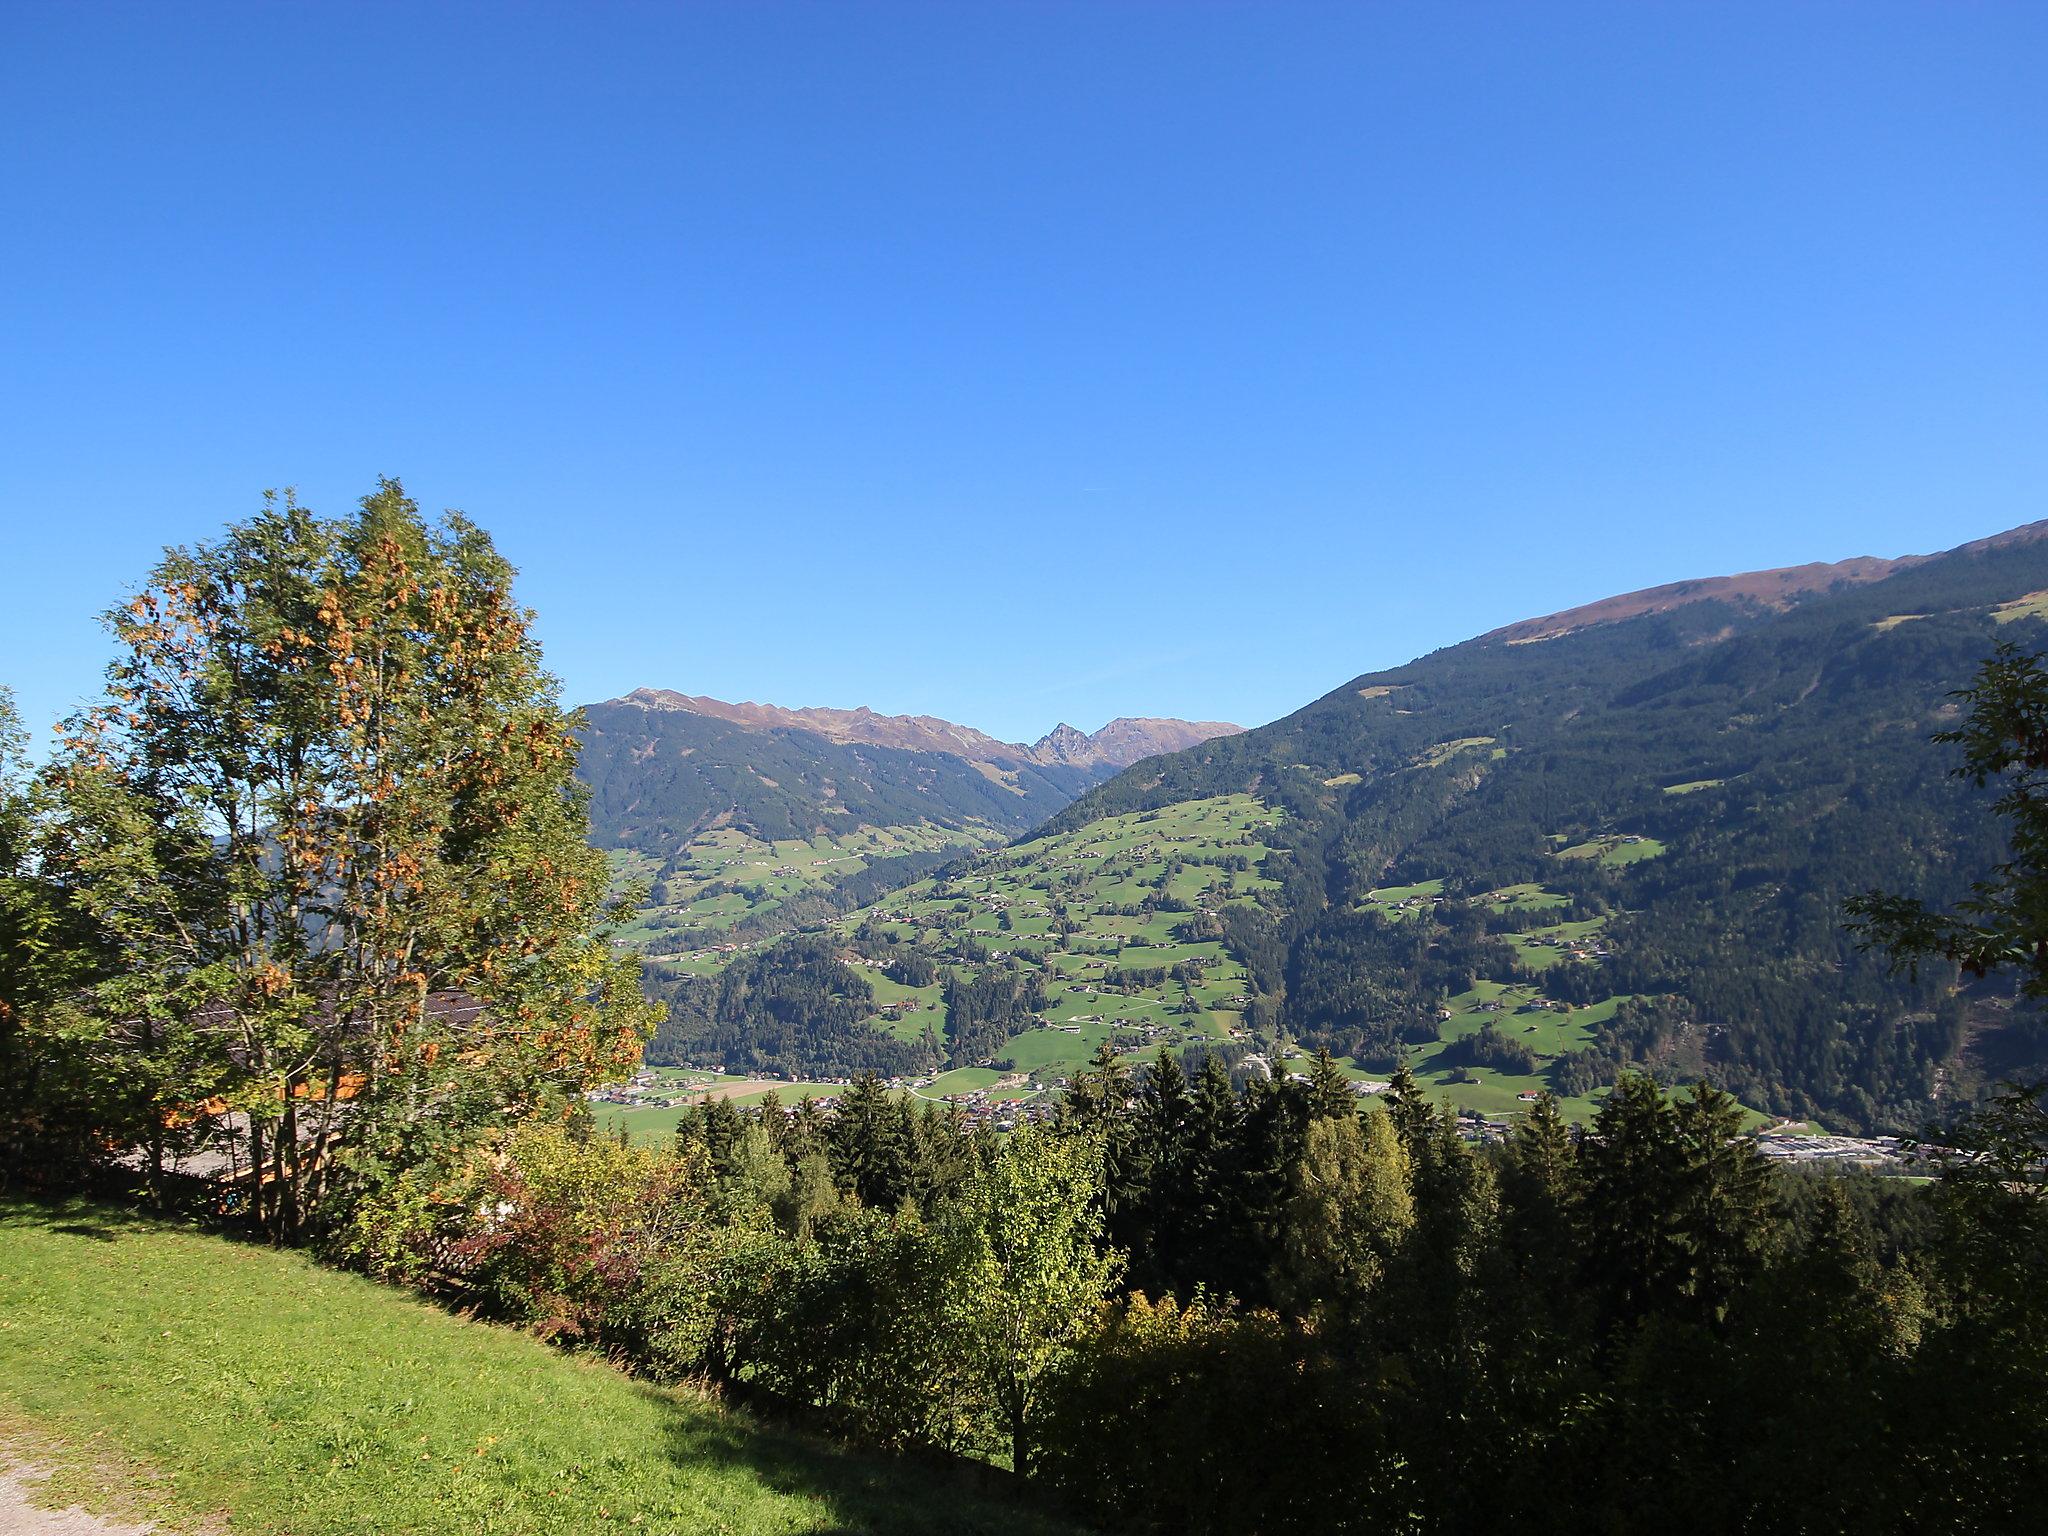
[4,2,2043,748]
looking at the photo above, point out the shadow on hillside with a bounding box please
[646,1382,1081,1536]
[0,1197,179,1243]
[0,1187,282,1255]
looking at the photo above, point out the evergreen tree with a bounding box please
[1381,1059,1436,1160]
[1671,1081,1778,1324]
[1303,1045,1357,1122]
[1579,1072,1686,1331]
[830,1073,912,1210]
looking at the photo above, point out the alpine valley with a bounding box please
[585,520,2048,1136]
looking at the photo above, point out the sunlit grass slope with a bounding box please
[0,1201,1069,1536]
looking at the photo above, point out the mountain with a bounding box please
[609,689,1242,776]
[575,691,1239,954]
[1031,518,2048,1130]
[1030,716,1245,771]
[647,521,2048,1135]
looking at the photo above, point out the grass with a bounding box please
[1501,916,1608,972]
[825,793,1284,1078]
[0,1201,1068,1536]
[1992,590,2048,624]
[1478,883,1569,913]
[1662,778,1725,795]
[1555,834,1667,867]
[1412,736,1496,769]
[615,822,1003,954]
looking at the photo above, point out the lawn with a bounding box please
[0,1201,1069,1536]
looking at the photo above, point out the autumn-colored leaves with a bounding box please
[27,479,658,1238]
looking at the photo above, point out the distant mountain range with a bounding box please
[609,689,1241,776]
[574,690,1240,949]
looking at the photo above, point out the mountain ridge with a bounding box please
[609,687,1242,772]
[1480,517,2048,645]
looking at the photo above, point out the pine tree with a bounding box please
[830,1072,912,1210]
[1381,1059,1437,1160]
[1671,1081,1777,1323]
[1579,1072,1687,1329]
[1303,1046,1357,1122]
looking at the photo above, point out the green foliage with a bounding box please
[1848,642,2048,996]
[936,1126,1121,1473]
[28,482,655,1236]
[1275,1110,1412,1316]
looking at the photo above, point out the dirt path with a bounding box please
[0,1464,156,1536]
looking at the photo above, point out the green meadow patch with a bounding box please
[833,794,1286,1084]
[1662,778,1725,795]
[0,1202,1068,1536]
[1556,834,1666,867]
[1992,590,2048,624]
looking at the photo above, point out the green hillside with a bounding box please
[0,1201,1068,1536]
[645,794,1289,1098]
[579,700,1063,950]
[609,821,1003,956]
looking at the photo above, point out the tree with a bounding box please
[936,1125,1122,1475]
[0,687,133,1186]
[1381,1059,1436,1160]
[39,482,654,1238]
[1848,643,2048,995]
[1277,1108,1413,1318]
[830,1072,911,1210]
[1302,1045,1357,1122]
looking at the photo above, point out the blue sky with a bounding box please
[4,2,2043,747]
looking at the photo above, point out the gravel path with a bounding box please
[0,1462,157,1536]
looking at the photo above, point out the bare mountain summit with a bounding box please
[1479,518,2048,646]
[611,688,1240,772]
[1031,716,1246,770]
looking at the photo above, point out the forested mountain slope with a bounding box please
[1037,521,2048,1131]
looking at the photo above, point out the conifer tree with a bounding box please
[1381,1059,1437,1160]
[1303,1045,1357,1122]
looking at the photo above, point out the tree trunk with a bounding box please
[1010,1401,1030,1480]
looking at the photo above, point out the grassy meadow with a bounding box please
[610,822,1001,954]
[0,1201,1069,1536]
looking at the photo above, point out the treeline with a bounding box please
[340,1052,2048,1534]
